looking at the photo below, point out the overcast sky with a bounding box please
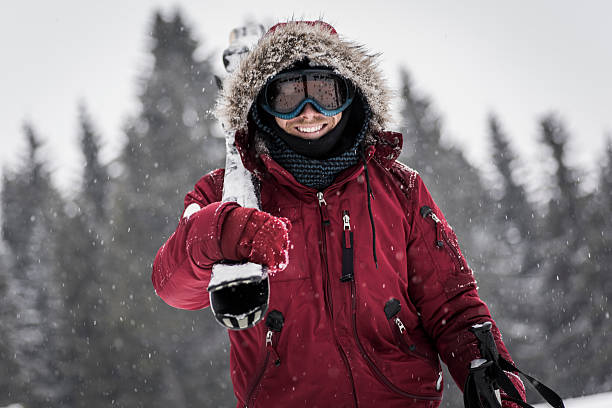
[1,1,611,193]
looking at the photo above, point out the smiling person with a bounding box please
[275,102,342,138]
[152,21,526,407]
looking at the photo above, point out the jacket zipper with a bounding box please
[340,210,354,282]
[419,205,464,271]
[245,310,284,407]
[317,192,358,407]
[245,350,270,408]
[317,192,333,315]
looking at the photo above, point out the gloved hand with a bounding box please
[220,206,291,273]
[186,202,291,273]
[500,372,527,408]
[501,397,523,408]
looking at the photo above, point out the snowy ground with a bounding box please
[534,391,612,408]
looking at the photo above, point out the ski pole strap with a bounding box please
[497,356,565,408]
[463,322,565,408]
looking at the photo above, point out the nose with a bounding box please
[298,103,319,118]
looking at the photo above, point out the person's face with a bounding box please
[274,103,342,140]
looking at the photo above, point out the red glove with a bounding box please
[501,371,527,408]
[220,206,291,273]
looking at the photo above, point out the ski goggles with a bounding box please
[260,69,354,119]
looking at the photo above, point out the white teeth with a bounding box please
[297,124,324,133]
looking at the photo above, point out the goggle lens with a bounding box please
[262,70,353,118]
[268,78,308,113]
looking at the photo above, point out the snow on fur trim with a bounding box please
[215,21,391,134]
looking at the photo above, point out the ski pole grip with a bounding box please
[472,360,502,408]
[469,321,499,363]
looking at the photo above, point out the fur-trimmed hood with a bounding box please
[215,21,392,136]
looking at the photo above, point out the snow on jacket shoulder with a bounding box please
[152,140,520,407]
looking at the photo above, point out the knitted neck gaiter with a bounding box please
[251,96,370,190]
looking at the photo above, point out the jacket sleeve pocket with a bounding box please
[417,204,476,298]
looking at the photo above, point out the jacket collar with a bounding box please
[235,127,403,191]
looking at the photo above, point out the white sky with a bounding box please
[1,1,611,193]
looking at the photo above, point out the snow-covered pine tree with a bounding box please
[51,105,115,406]
[486,114,541,303]
[106,10,230,406]
[599,137,612,198]
[78,104,109,221]
[568,135,612,395]
[587,137,612,391]
[484,113,550,389]
[535,114,593,396]
[488,114,534,247]
[0,247,20,404]
[0,125,70,406]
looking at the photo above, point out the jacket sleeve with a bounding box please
[151,168,227,311]
[405,174,525,398]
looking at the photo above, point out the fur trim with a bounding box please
[215,21,392,135]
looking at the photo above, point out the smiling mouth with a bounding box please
[296,124,326,134]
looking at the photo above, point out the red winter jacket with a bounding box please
[152,128,524,407]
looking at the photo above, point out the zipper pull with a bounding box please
[384,299,409,338]
[342,211,352,248]
[265,310,284,367]
[265,329,281,366]
[343,212,350,229]
[317,191,327,206]
[420,205,444,248]
[394,317,406,334]
[317,192,330,226]
[340,210,354,282]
